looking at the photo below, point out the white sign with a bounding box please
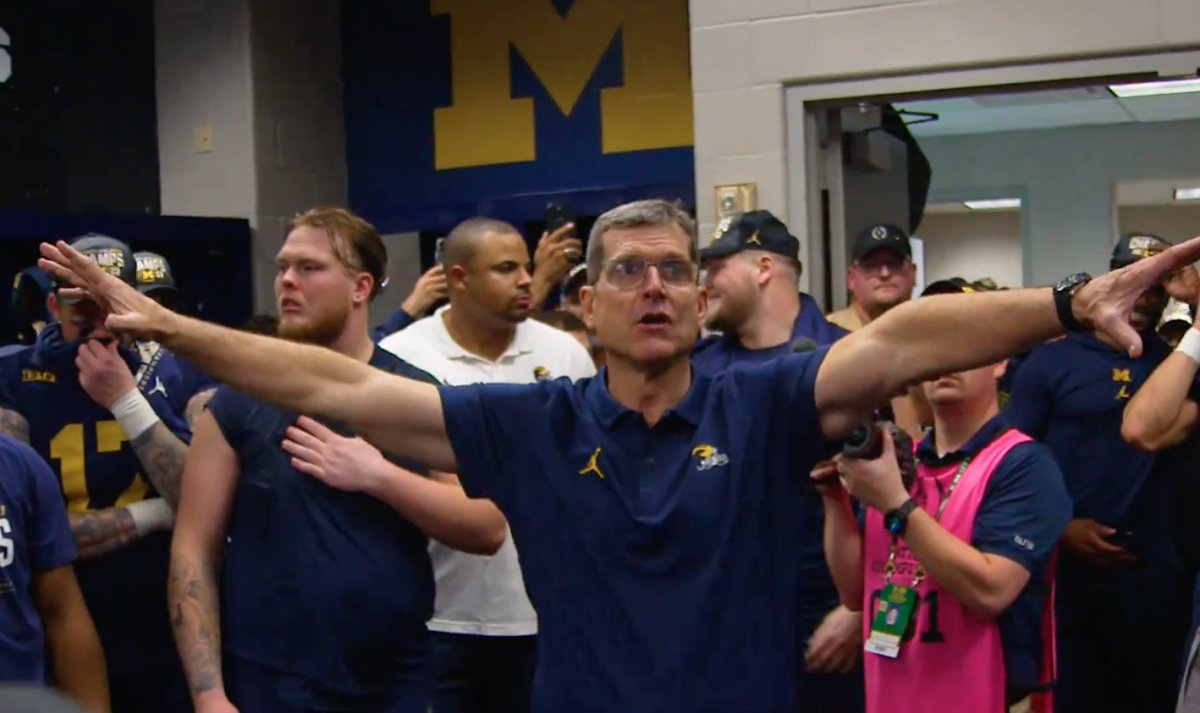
[909,236,925,297]
[0,27,10,84]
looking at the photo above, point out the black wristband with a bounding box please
[1053,272,1092,332]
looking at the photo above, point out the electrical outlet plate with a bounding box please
[193,125,213,154]
[714,183,757,221]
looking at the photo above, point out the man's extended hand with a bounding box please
[834,428,910,513]
[38,241,175,341]
[281,416,389,493]
[1061,518,1136,567]
[1073,235,1200,356]
[400,266,448,317]
[77,340,137,409]
[805,605,862,674]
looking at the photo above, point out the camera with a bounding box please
[842,418,919,491]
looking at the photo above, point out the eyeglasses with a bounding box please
[601,257,697,290]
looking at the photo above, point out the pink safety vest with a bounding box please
[861,428,1032,713]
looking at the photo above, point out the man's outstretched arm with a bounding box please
[815,242,1200,439]
[152,316,455,471]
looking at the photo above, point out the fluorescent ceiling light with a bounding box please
[1110,78,1200,98]
[963,198,1021,210]
[1175,187,1200,201]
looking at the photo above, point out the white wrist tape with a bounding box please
[109,388,160,441]
[126,499,174,536]
[1177,329,1200,365]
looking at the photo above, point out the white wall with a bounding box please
[916,204,1200,290]
[1120,204,1200,243]
[689,0,1200,270]
[918,211,1023,288]
[155,0,350,312]
[919,118,1200,285]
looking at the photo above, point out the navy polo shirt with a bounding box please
[208,347,437,710]
[1003,332,1200,544]
[913,416,1071,692]
[0,325,191,678]
[691,298,848,637]
[691,294,848,373]
[440,350,832,713]
[0,433,76,684]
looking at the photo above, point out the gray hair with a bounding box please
[585,199,699,284]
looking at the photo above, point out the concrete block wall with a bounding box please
[155,0,421,314]
[689,0,1200,256]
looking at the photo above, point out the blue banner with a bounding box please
[342,0,695,232]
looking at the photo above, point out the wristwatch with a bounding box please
[1053,272,1093,332]
[883,499,918,537]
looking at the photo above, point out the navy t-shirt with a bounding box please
[1003,332,1199,548]
[912,416,1071,692]
[208,347,438,710]
[0,325,191,678]
[0,433,76,684]
[439,350,832,713]
[691,298,848,636]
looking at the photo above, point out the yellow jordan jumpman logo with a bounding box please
[579,447,605,479]
[746,230,761,245]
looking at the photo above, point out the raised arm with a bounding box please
[1122,329,1200,451]
[40,241,456,471]
[814,246,1200,439]
[169,411,238,709]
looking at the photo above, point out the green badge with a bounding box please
[865,584,917,658]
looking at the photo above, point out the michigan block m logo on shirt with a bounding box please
[431,0,692,170]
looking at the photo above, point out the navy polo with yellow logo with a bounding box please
[1002,331,1199,713]
[439,349,833,713]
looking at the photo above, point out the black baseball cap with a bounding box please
[921,277,977,297]
[852,223,912,262]
[1111,232,1169,269]
[54,234,137,304]
[700,210,800,261]
[134,251,178,295]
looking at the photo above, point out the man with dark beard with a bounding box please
[1004,233,1199,713]
[379,217,595,713]
[168,207,508,713]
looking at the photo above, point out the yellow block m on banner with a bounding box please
[432,0,693,170]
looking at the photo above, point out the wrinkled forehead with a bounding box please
[603,224,692,262]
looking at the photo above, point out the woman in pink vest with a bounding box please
[819,280,1073,713]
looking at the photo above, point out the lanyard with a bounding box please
[881,456,971,589]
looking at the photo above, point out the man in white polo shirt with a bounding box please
[379,217,595,713]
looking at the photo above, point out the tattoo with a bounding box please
[130,423,189,510]
[169,555,223,696]
[69,508,140,559]
[185,388,217,431]
[0,408,30,443]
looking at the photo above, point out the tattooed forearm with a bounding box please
[69,509,140,559]
[130,423,189,510]
[0,408,30,443]
[185,388,217,431]
[169,554,224,697]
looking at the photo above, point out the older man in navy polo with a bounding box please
[37,200,1200,713]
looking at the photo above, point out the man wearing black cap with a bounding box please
[827,224,916,333]
[134,252,219,427]
[694,210,860,712]
[0,235,196,711]
[9,267,53,346]
[1004,232,1198,713]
